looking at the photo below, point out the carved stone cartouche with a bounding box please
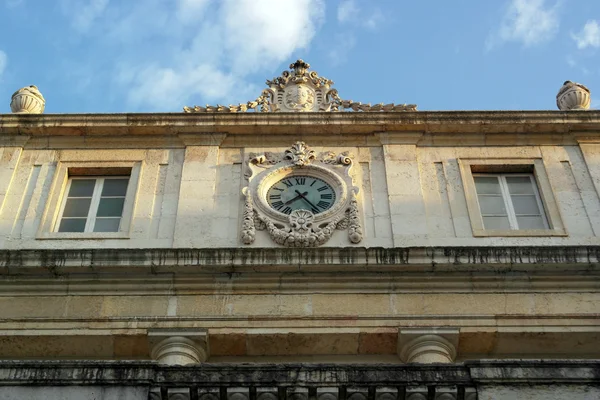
[184,60,417,113]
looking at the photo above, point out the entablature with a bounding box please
[2,111,600,148]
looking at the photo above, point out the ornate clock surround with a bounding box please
[241,142,362,247]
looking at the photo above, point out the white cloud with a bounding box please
[109,0,325,110]
[0,50,6,78]
[337,0,359,23]
[328,34,356,66]
[176,0,210,23]
[487,0,559,49]
[221,0,324,73]
[61,0,109,33]
[571,20,600,49]
[337,0,382,30]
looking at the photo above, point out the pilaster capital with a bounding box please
[148,329,209,365]
[397,328,459,363]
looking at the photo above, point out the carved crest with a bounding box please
[183,59,417,113]
[241,142,362,247]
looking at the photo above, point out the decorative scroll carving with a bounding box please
[347,190,363,244]
[184,59,417,113]
[241,188,256,245]
[321,151,353,165]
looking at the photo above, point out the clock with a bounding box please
[266,175,336,215]
[242,141,362,247]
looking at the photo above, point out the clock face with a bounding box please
[266,175,337,215]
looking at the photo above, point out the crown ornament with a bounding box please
[183,59,417,113]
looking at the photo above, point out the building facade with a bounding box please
[0,63,598,399]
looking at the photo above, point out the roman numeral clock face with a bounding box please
[266,175,336,215]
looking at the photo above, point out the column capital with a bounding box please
[148,329,209,365]
[398,328,459,363]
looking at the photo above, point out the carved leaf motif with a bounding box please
[284,142,316,166]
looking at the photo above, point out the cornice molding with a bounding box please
[2,111,600,141]
[0,246,599,293]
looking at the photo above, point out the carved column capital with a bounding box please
[148,329,208,365]
[398,328,459,364]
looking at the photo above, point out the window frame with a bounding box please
[55,176,131,233]
[37,161,141,240]
[458,158,566,237]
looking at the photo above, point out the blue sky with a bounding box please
[1,0,599,113]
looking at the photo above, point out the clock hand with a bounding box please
[284,191,309,206]
[295,189,319,210]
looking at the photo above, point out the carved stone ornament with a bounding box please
[184,59,417,113]
[10,85,45,114]
[241,141,362,247]
[556,80,591,110]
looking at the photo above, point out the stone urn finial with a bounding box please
[10,85,45,114]
[556,81,591,110]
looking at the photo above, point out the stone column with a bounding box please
[148,329,208,365]
[398,328,459,364]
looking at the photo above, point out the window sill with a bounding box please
[472,228,567,237]
[36,232,130,240]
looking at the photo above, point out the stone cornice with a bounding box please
[0,247,599,294]
[1,245,600,270]
[1,112,600,143]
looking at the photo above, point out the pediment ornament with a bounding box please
[184,59,417,113]
[241,141,362,247]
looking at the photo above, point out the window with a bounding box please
[56,177,130,232]
[458,158,566,237]
[473,174,548,230]
[37,160,141,239]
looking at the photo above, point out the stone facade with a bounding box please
[0,65,599,398]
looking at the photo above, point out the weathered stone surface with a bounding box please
[0,360,597,399]
[10,85,45,114]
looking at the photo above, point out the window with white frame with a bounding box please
[473,174,548,230]
[56,176,130,233]
[458,158,566,237]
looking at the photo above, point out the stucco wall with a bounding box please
[1,141,600,249]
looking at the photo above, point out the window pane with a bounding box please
[101,179,129,196]
[62,198,92,217]
[517,216,546,229]
[478,195,507,215]
[511,195,541,215]
[483,216,511,230]
[68,179,95,197]
[58,218,86,232]
[96,198,125,217]
[93,218,121,232]
[474,176,501,194]
[505,176,535,195]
